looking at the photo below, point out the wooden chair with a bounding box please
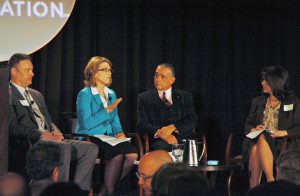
[225,133,244,166]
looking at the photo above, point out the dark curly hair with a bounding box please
[26,141,61,180]
[261,66,294,101]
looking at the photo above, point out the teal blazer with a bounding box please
[75,86,122,136]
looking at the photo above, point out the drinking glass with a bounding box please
[171,144,185,163]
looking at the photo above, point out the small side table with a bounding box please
[190,164,243,196]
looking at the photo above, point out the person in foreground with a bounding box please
[246,143,300,195]
[152,163,210,196]
[242,66,300,188]
[137,150,174,196]
[7,53,98,194]
[0,172,30,196]
[40,182,83,196]
[137,63,197,151]
[26,141,61,196]
[75,56,138,196]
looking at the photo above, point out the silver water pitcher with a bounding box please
[183,139,205,166]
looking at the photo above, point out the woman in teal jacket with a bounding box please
[76,56,138,196]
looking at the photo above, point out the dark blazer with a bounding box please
[8,83,55,143]
[137,88,197,138]
[243,95,300,162]
[244,95,300,136]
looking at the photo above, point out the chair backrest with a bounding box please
[225,133,244,165]
[61,112,77,133]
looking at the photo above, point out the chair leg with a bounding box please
[227,170,234,196]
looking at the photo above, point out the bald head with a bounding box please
[138,150,173,196]
[0,172,29,196]
[139,150,173,174]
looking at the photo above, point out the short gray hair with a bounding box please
[157,63,175,77]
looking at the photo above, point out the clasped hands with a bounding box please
[251,125,288,138]
[155,124,178,144]
[41,131,64,141]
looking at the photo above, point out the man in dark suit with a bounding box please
[7,53,98,194]
[137,63,197,151]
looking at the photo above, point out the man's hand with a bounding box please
[155,124,177,139]
[106,98,122,113]
[52,131,65,140]
[116,132,126,139]
[163,135,178,144]
[40,132,64,141]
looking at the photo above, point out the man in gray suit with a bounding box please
[7,53,98,194]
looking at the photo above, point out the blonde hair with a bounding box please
[84,56,112,86]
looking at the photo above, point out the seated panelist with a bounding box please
[75,56,138,196]
[137,63,198,151]
[7,53,98,195]
[242,66,300,188]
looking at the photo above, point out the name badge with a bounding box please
[20,100,29,106]
[284,104,293,111]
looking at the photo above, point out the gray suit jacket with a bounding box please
[8,83,56,142]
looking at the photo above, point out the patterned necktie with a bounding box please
[162,92,172,107]
[24,90,49,130]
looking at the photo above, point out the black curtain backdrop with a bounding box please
[28,0,300,161]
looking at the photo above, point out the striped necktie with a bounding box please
[24,90,49,130]
[162,92,172,107]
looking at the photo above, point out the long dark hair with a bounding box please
[261,66,294,100]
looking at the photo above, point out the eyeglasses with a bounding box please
[154,73,172,81]
[135,172,153,180]
[98,68,114,73]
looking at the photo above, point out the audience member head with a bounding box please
[151,163,186,195]
[0,172,30,196]
[154,63,176,91]
[84,56,113,87]
[26,141,61,182]
[137,150,174,196]
[152,163,209,196]
[276,143,300,185]
[261,66,293,100]
[8,53,33,88]
[39,182,83,196]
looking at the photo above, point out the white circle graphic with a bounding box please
[0,0,76,62]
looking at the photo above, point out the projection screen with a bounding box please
[0,0,76,62]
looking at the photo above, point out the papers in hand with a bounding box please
[246,129,274,139]
[94,135,131,146]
